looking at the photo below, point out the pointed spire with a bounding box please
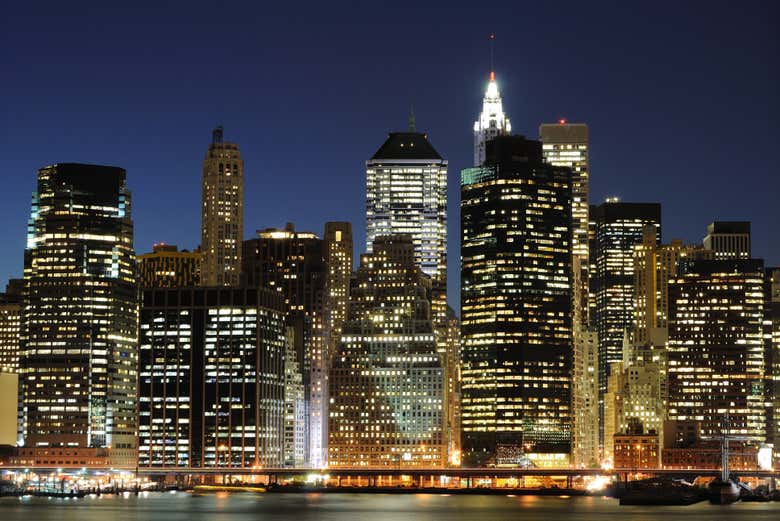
[489,33,495,77]
[409,106,416,132]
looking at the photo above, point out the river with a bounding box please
[1,492,778,520]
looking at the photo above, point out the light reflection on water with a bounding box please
[0,493,778,521]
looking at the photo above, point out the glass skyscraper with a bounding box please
[460,136,573,466]
[20,163,138,467]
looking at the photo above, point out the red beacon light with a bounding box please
[559,118,567,125]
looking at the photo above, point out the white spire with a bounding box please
[473,60,511,165]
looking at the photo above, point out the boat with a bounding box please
[193,484,266,494]
[618,478,705,506]
[705,414,743,505]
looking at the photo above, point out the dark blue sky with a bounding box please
[2,1,778,311]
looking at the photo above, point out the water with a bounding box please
[1,492,778,520]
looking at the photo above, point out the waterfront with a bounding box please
[1,492,779,520]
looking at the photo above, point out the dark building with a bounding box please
[703,221,751,259]
[20,163,138,467]
[590,200,661,445]
[667,259,766,442]
[0,279,23,373]
[241,223,328,466]
[460,136,573,466]
[138,287,287,468]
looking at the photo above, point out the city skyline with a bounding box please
[2,3,779,314]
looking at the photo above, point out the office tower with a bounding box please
[0,280,23,373]
[442,306,462,465]
[668,259,766,442]
[323,222,353,358]
[138,244,202,288]
[283,327,306,467]
[201,126,244,286]
[365,128,448,327]
[241,224,328,466]
[540,122,590,318]
[572,329,598,467]
[473,71,512,166]
[591,200,661,445]
[765,268,780,465]
[329,235,446,468]
[461,136,573,466]
[20,163,138,466]
[703,221,751,259]
[632,227,706,346]
[138,287,287,468]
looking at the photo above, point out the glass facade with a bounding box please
[20,163,138,467]
[138,287,287,468]
[460,136,573,465]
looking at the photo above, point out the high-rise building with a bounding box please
[668,259,766,442]
[323,222,353,358]
[329,235,446,468]
[572,329,599,467]
[765,267,780,466]
[703,221,751,259]
[20,163,138,467]
[460,136,573,466]
[201,126,243,286]
[591,200,661,445]
[473,71,512,166]
[442,306,462,465]
[241,223,328,467]
[0,280,23,373]
[283,327,306,468]
[138,244,202,288]
[365,129,448,326]
[138,287,287,468]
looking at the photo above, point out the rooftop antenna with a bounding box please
[489,33,495,79]
[409,106,416,132]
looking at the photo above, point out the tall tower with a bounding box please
[461,136,573,466]
[473,40,511,166]
[20,163,138,467]
[201,126,244,286]
[323,222,353,359]
[365,128,448,325]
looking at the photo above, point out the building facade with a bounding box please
[138,287,287,468]
[572,329,599,467]
[667,259,766,442]
[138,244,202,288]
[766,267,780,466]
[323,222,353,359]
[0,280,23,373]
[703,221,751,259]
[365,130,448,326]
[591,201,661,445]
[241,223,328,467]
[460,136,573,466]
[20,163,138,467]
[201,126,243,286]
[329,235,446,468]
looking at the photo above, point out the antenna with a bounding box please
[409,106,416,132]
[489,33,495,75]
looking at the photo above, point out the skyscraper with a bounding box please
[241,223,328,466]
[473,71,512,166]
[703,221,751,259]
[540,122,590,326]
[572,329,598,467]
[765,267,780,466]
[0,280,22,373]
[460,136,573,466]
[138,244,202,288]
[201,126,243,286]
[20,163,138,467]
[138,287,287,468]
[329,235,446,468]
[591,200,661,445]
[668,258,766,442]
[365,128,448,325]
[323,222,353,358]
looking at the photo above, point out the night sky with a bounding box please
[2,1,778,312]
